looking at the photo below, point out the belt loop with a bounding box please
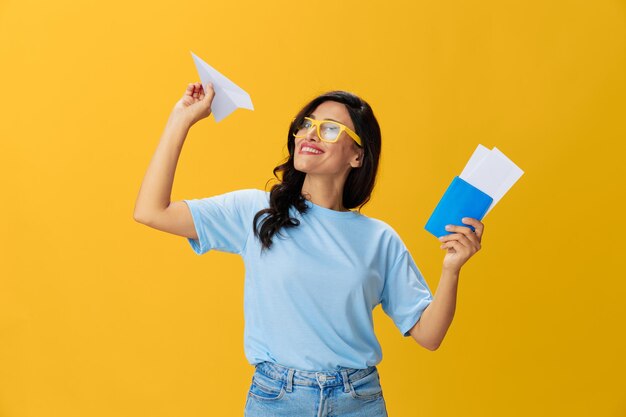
[285,368,295,393]
[340,369,350,393]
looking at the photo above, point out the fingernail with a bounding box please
[462,217,468,222]
[445,225,452,230]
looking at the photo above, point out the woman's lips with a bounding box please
[300,145,324,155]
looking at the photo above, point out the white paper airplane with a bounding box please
[190,51,254,122]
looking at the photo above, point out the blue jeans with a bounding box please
[244,361,389,417]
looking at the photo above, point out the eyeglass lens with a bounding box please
[296,119,341,141]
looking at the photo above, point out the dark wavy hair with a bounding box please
[252,90,382,253]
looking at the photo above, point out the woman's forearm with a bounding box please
[415,267,460,350]
[133,113,192,222]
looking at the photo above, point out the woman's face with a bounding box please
[293,100,363,176]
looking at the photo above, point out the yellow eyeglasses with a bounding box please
[292,117,363,147]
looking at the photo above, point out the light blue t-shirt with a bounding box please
[183,188,433,372]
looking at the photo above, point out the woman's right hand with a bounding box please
[170,82,216,127]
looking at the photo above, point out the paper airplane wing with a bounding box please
[190,51,254,122]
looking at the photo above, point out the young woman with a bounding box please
[134,82,484,417]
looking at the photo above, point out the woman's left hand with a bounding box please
[439,218,484,272]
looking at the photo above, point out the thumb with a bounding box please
[203,82,215,100]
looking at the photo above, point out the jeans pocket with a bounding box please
[248,371,286,401]
[349,369,383,400]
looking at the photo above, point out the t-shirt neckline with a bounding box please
[303,198,361,219]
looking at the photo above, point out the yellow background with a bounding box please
[1,0,625,416]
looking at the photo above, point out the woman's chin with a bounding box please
[294,161,311,172]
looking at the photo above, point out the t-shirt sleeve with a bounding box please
[381,249,434,337]
[182,188,264,256]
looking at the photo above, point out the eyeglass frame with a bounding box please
[292,116,363,147]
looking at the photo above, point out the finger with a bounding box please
[439,234,469,252]
[462,217,485,240]
[444,224,477,242]
[454,222,481,244]
[202,82,215,101]
[441,240,462,251]
[181,96,193,107]
[441,232,472,248]
[443,240,471,258]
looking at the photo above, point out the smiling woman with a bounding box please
[254,91,380,245]
[134,84,437,417]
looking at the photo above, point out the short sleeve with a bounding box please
[183,188,265,256]
[381,249,434,337]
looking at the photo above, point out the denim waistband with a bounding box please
[255,361,378,390]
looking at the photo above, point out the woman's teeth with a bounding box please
[302,146,323,154]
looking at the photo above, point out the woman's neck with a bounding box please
[301,176,348,211]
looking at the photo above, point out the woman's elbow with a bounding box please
[416,338,440,351]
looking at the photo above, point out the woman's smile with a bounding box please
[299,142,326,155]
[300,145,325,155]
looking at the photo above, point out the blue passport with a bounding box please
[424,176,493,238]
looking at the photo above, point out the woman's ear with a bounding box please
[352,148,364,167]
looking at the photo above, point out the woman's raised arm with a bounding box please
[133,82,215,239]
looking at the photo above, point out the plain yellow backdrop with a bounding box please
[1,0,625,416]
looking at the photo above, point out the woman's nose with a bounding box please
[305,126,320,141]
